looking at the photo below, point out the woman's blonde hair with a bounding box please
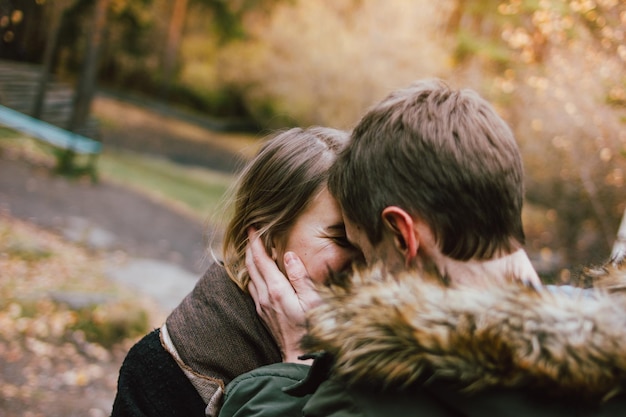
[223,126,349,290]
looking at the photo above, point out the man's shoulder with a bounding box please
[226,363,311,394]
[220,363,311,417]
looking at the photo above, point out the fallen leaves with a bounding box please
[0,213,159,417]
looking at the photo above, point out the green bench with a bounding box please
[0,104,102,181]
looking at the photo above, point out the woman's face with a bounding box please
[274,187,360,285]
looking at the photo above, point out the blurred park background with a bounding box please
[0,0,625,415]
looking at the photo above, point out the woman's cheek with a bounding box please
[310,267,326,285]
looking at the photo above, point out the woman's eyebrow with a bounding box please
[325,223,346,233]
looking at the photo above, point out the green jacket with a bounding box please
[219,363,311,417]
[220,263,626,417]
[221,359,626,417]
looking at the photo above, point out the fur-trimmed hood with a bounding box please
[302,260,626,400]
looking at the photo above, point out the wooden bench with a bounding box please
[0,104,102,181]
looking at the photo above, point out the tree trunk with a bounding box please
[32,0,72,119]
[160,0,189,100]
[445,0,464,34]
[67,0,109,134]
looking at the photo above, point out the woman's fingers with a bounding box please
[247,228,290,292]
[245,228,316,363]
[284,252,321,309]
[245,234,269,306]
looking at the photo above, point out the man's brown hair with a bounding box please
[328,79,525,261]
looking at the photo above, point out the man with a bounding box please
[219,79,626,416]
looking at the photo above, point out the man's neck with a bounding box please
[436,249,541,287]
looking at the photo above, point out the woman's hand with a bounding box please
[246,228,321,363]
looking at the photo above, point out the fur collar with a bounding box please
[302,260,626,400]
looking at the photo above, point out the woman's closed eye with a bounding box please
[324,223,356,249]
[330,234,352,248]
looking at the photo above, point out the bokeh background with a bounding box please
[6,0,622,273]
[0,0,625,415]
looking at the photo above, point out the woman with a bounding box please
[110,127,359,417]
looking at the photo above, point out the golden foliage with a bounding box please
[0,214,158,416]
[214,0,453,128]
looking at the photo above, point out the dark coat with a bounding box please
[111,328,206,417]
[111,262,281,417]
[219,261,626,417]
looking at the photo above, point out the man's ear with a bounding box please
[381,206,418,264]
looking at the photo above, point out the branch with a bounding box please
[610,208,626,264]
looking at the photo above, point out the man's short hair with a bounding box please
[328,79,525,260]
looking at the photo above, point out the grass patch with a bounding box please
[0,215,158,347]
[3,241,53,262]
[0,127,55,163]
[98,149,235,222]
[71,300,150,348]
[0,129,236,224]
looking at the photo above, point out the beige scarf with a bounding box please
[164,262,282,415]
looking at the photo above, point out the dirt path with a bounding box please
[0,151,209,416]
[0,154,211,275]
[0,94,252,416]
[93,93,260,171]
[0,92,256,309]
[0,69,258,281]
